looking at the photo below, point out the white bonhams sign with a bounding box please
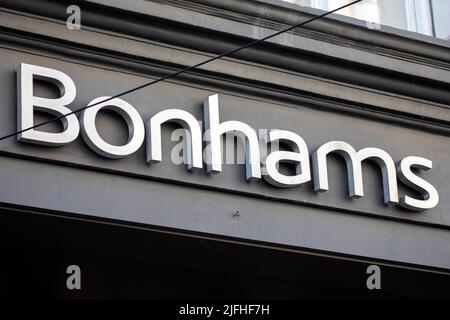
[16,63,439,211]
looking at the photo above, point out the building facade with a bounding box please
[0,0,449,299]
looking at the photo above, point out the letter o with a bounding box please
[81,97,145,159]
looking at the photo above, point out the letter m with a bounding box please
[312,141,398,204]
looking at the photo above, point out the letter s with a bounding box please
[397,156,439,211]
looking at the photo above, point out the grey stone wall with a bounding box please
[0,0,449,270]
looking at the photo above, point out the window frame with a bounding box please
[302,0,436,37]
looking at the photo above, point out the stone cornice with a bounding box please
[0,0,449,129]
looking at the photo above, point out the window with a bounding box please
[431,0,450,40]
[281,0,450,40]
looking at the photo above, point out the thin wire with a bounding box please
[0,0,362,142]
